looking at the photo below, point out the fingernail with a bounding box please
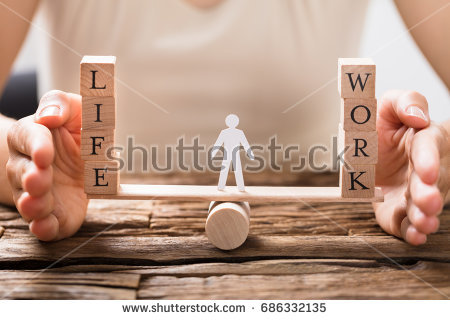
[406,106,427,121]
[39,105,61,118]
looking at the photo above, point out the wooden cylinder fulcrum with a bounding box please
[205,201,250,250]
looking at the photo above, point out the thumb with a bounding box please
[379,90,430,130]
[35,90,82,133]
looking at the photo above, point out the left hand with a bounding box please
[374,90,448,245]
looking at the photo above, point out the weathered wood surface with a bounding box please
[0,172,449,299]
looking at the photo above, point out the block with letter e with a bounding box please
[339,164,375,198]
[84,159,120,194]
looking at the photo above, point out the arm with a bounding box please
[394,0,450,89]
[0,0,39,205]
[395,0,450,203]
[443,119,450,204]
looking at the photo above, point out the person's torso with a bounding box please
[35,0,369,171]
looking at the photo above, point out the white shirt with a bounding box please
[35,0,369,170]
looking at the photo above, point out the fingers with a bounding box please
[16,191,54,222]
[401,217,427,246]
[7,116,54,169]
[35,90,82,133]
[379,90,429,129]
[29,214,59,242]
[406,201,439,235]
[410,125,446,185]
[409,171,443,216]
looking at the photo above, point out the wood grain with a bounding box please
[0,271,139,299]
[138,268,450,299]
[1,230,448,265]
[1,171,448,299]
[88,184,384,202]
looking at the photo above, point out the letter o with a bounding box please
[350,105,371,124]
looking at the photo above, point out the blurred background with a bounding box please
[6,0,449,121]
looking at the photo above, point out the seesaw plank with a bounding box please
[87,185,383,202]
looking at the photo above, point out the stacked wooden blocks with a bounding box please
[338,58,378,198]
[80,56,119,195]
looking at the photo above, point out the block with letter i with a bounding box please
[338,58,377,198]
[80,55,119,195]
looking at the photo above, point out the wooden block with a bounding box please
[340,164,375,198]
[80,56,116,97]
[87,185,384,202]
[338,125,378,164]
[206,201,250,250]
[82,96,116,130]
[84,160,120,194]
[340,98,377,131]
[81,129,115,160]
[338,58,375,98]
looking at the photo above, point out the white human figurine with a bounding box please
[211,114,255,192]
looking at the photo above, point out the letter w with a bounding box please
[346,73,371,92]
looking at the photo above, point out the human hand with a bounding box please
[374,90,448,245]
[6,90,88,241]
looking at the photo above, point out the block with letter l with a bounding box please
[80,56,116,97]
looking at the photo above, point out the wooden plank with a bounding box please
[45,259,422,274]
[1,231,448,264]
[114,260,449,276]
[0,271,139,299]
[138,268,450,299]
[87,185,384,202]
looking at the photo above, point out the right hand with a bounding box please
[6,90,88,241]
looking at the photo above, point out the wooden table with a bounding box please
[0,172,449,299]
